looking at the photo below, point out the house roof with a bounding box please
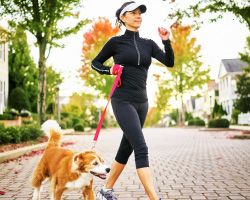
[221,59,248,73]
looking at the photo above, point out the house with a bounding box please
[218,58,248,120]
[186,80,218,123]
[0,25,9,114]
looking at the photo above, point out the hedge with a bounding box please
[188,118,205,126]
[208,118,230,128]
[74,123,84,131]
[0,125,44,145]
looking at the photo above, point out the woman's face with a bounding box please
[121,8,142,31]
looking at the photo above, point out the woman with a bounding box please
[92,1,174,200]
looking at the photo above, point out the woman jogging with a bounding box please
[91,1,174,199]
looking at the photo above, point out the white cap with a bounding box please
[119,2,147,18]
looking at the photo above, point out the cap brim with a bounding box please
[120,3,147,18]
[127,4,147,13]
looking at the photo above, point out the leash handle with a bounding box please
[92,65,123,147]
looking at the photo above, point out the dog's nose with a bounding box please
[106,168,111,173]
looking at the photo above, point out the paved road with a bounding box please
[0,128,249,200]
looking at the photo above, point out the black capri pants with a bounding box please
[111,98,149,169]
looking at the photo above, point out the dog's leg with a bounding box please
[32,160,47,200]
[50,177,56,200]
[54,187,64,200]
[51,177,65,200]
[82,180,95,200]
[32,187,41,200]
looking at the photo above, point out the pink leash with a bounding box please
[91,65,123,149]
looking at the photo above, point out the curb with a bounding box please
[0,137,75,164]
[0,142,47,163]
[0,129,76,164]
[199,128,239,131]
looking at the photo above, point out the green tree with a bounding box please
[154,73,173,117]
[61,92,98,126]
[0,0,90,124]
[0,26,9,43]
[158,24,210,125]
[240,36,250,63]
[167,0,250,29]
[9,87,30,112]
[81,17,120,98]
[212,99,227,119]
[144,107,161,127]
[8,26,38,112]
[234,68,250,112]
[46,66,63,115]
[234,37,250,113]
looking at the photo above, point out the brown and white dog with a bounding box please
[31,120,110,200]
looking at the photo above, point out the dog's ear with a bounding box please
[73,153,88,172]
[74,153,83,162]
[97,155,104,163]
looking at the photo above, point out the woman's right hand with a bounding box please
[111,64,123,75]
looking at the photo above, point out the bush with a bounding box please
[208,118,230,128]
[9,87,31,112]
[0,125,44,144]
[10,108,19,117]
[19,125,43,141]
[20,109,31,117]
[25,125,44,140]
[59,122,67,129]
[74,123,84,131]
[19,126,31,141]
[64,119,73,128]
[188,118,205,126]
[169,110,178,123]
[0,131,12,144]
[90,122,98,129]
[4,127,21,144]
[231,109,240,125]
[185,112,193,122]
[0,113,14,120]
[22,120,33,125]
[61,112,70,119]
[71,117,81,126]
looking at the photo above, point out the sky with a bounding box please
[2,0,249,106]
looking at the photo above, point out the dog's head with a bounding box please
[73,150,110,179]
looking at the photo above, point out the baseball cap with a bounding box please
[119,2,147,18]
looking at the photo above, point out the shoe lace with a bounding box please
[104,189,116,199]
[96,189,117,200]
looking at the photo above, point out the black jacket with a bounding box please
[91,29,174,103]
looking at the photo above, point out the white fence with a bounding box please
[238,113,250,125]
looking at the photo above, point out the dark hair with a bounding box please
[115,1,135,28]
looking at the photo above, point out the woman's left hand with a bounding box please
[158,27,170,41]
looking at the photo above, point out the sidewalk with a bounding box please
[0,128,250,199]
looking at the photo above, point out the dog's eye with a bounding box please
[93,161,98,166]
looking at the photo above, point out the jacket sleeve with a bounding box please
[91,38,115,75]
[151,39,174,67]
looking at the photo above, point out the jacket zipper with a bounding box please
[133,33,140,65]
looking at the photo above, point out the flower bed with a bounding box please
[0,135,48,153]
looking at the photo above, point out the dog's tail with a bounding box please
[41,120,62,149]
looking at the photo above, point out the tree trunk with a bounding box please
[178,93,185,126]
[37,42,47,125]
